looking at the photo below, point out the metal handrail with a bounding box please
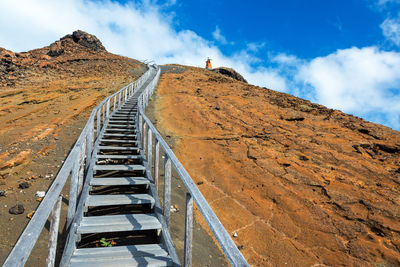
[3,65,152,267]
[137,66,249,267]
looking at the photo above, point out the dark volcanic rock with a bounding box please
[18,182,29,189]
[61,30,106,52]
[47,42,64,57]
[9,204,24,215]
[211,67,247,83]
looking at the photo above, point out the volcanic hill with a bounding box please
[0,31,399,267]
[148,65,400,266]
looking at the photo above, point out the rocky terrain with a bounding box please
[151,65,400,266]
[0,30,146,263]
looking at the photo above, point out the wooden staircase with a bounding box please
[68,98,173,266]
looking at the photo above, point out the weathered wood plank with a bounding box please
[66,154,79,228]
[77,140,86,195]
[94,164,145,171]
[46,196,62,267]
[86,117,94,173]
[184,193,193,267]
[86,194,154,207]
[90,177,148,186]
[77,213,161,234]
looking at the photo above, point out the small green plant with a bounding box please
[100,237,113,247]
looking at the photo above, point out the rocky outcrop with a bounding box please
[60,30,106,52]
[47,30,106,57]
[211,67,247,83]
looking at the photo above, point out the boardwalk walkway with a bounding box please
[3,64,248,267]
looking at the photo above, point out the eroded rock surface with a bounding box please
[211,67,247,83]
[153,65,400,266]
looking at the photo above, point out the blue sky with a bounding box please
[0,0,399,130]
[168,0,389,58]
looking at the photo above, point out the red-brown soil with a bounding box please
[151,65,400,266]
[0,31,146,263]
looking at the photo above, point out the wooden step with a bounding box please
[90,177,148,186]
[108,120,136,124]
[115,111,137,114]
[104,129,137,133]
[94,164,145,172]
[109,118,136,121]
[98,146,139,152]
[100,139,138,144]
[106,124,136,128]
[96,155,141,160]
[110,116,136,119]
[97,146,140,152]
[69,256,172,267]
[71,244,168,262]
[77,213,162,234]
[102,133,137,138]
[86,194,154,208]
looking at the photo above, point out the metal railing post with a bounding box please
[66,151,79,228]
[96,109,100,138]
[102,105,105,125]
[106,99,110,118]
[147,129,152,166]
[164,155,171,229]
[184,193,193,267]
[143,123,147,157]
[154,140,160,190]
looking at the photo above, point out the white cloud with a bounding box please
[271,53,302,66]
[212,26,228,45]
[0,0,285,89]
[296,47,400,129]
[245,42,266,54]
[377,0,400,5]
[381,15,400,46]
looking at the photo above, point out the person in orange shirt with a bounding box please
[205,57,212,69]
